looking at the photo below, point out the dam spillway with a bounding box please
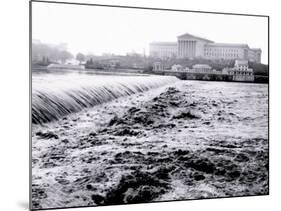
[32,73,179,124]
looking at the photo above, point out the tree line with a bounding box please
[32,42,73,65]
[32,41,88,66]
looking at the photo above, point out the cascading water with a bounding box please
[32,73,179,124]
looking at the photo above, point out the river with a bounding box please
[31,70,269,209]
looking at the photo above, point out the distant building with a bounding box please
[149,32,261,63]
[153,59,254,82]
[65,59,80,65]
[149,42,178,59]
[153,62,165,71]
[171,64,184,71]
[247,48,262,63]
[132,63,145,69]
[192,64,212,73]
[222,60,254,81]
[108,59,120,69]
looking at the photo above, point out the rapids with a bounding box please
[32,73,179,124]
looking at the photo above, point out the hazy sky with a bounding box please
[32,1,268,64]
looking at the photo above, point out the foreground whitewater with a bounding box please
[31,80,268,210]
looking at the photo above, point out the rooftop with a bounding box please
[193,64,212,69]
[150,42,177,46]
[251,48,262,51]
[206,43,249,48]
[235,60,249,66]
[177,33,214,43]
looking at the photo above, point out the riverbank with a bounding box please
[32,67,269,83]
[31,80,268,210]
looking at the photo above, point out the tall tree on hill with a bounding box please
[60,50,73,64]
[76,53,86,64]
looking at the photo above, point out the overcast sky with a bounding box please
[32,2,268,64]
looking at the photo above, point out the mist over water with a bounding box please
[32,71,179,124]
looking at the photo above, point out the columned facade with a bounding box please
[177,33,213,58]
[178,40,197,58]
[149,33,262,63]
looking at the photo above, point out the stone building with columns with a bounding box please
[149,42,177,58]
[149,33,261,63]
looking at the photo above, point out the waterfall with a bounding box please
[32,74,179,124]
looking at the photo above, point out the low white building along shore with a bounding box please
[153,59,255,82]
[191,64,212,73]
[149,32,261,63]
[222,60,254,82]
[171,64,184,72]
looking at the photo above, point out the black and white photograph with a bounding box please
[30,1,269,210]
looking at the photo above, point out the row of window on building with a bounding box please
[205,52,240,58]
[153,60,254,81]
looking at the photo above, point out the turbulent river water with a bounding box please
[31,71,268,210]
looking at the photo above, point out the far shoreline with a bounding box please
[31,66,269,84]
